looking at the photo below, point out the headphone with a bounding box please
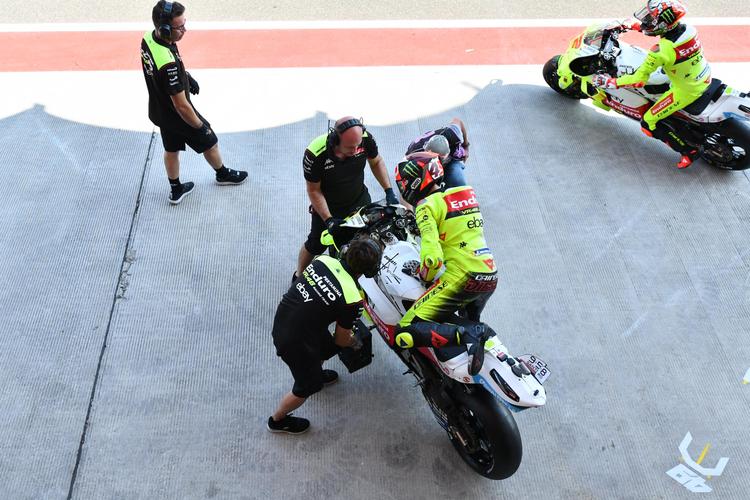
[326,117,366,150]
[158,1,174,40]
[340,237,383,278]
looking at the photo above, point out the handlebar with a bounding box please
[600,28,620,61]
[320,202,418,251]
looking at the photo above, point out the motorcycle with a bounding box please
[542,21,750,170]
[322,202,549,480]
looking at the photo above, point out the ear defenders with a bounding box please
[340,237,383,278]
[326,118,366,150]
[158,1,174,39]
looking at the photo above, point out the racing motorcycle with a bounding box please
[542,21,750,170]
[323,202,549,480]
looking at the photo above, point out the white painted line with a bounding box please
[1,18,749,32]
[743,367,750,384]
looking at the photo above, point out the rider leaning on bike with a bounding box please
[392,152,498,350]
[592,0,711,169]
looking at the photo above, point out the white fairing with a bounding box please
[359,237,547,411]
[359,240,423,326]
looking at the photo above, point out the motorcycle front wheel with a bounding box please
[542,55,588,100]
[700,119,750,170]
[448,386,523,480]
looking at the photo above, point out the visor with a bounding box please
[634,6,654,25]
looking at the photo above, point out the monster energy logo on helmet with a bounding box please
[661,7,675,24]
[401,162,421,179]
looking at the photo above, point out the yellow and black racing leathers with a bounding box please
[395,186,498,349]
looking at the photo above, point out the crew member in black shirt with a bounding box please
[140,1,247,205]
[268,237,383,434]
[295,116,398,278]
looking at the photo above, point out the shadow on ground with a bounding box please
[1,82,749,499]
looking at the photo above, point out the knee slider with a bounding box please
[394,332,414,349]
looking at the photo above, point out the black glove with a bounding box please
[325,217,345,230]
[187,73,200,95]
[385,187,399,206]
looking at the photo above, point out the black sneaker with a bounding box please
[168,182,195,205]
[215,168,248,185]
[267,414,310,434]
[322,369,339,386]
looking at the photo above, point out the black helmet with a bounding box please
[394,152,445,206]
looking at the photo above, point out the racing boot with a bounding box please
[677,149,699,169]
[394,322,465,349]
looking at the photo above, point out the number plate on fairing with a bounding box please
[518,354,551,385]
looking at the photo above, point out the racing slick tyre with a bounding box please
[543,55,587,100]
[449,386,522,480]
[700,119,750,170]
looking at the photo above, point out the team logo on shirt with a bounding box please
[444,188,480,219]
[651,93,675,115]
[674,37,702,63]
[295,282,313,303]
[141,49,155,76]
[166,66,181,88]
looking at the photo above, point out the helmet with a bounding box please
[394,152,445,206]
[634,0,687,36]
[424,134,450,161]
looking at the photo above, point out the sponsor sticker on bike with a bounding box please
[518,354,551,385]
[343,213,366,228]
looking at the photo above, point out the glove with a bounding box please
[419,255,443,283]
[592,74,618,89]
[385,188,399,206]
[187,73,200,95]
[325,217,345,230]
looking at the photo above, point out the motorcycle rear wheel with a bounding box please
[700,119,750,170]
[448,386,523,480]
[542,55,588,100]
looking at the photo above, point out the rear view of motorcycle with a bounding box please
[322,202,549,480]
[543,22,750,170]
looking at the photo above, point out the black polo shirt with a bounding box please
[140,30,194,132]
[272,256,363,350]
[303,132,379,214]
